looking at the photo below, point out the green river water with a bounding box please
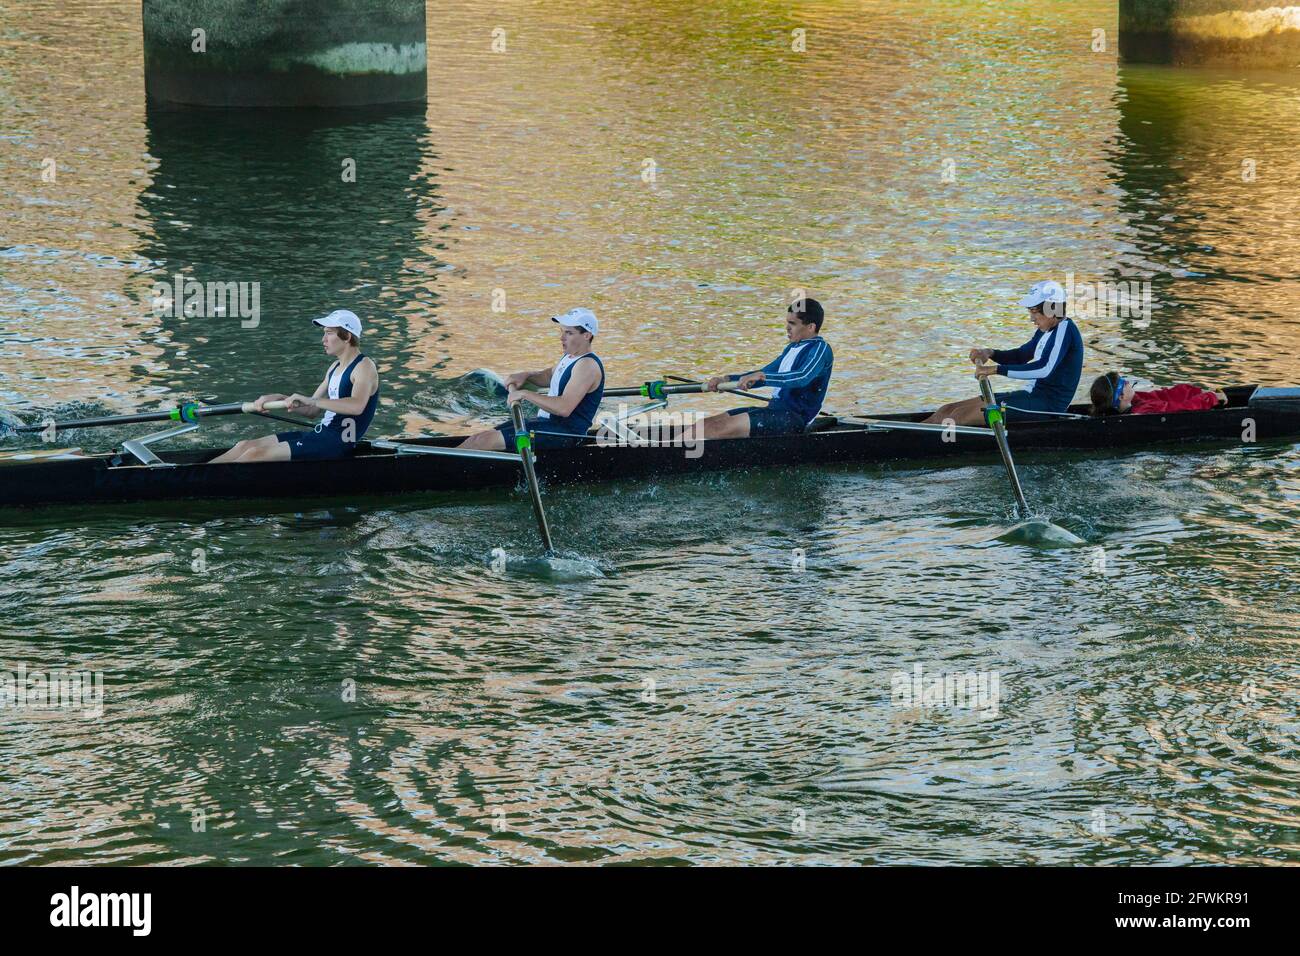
[0,1,1297,864]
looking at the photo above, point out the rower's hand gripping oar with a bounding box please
[977,373,1084,546]
[510,403,555,554]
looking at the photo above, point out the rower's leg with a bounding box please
[923,396,985,427]
[208,442,245,464]
[947,397,990,427]
[459,428,507,451]
[923,401,959,424]
[209,437,272,464]
[681,411,750,442]
[229,436,292,463]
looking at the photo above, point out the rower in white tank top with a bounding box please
[319,361,345,428]
[537,353,581,420]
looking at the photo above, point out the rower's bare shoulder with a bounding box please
[349,356,379,379]
[359,356,381,391]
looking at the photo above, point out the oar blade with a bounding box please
[975,373,1086,545]
[498,553,604,579]
[1000,519,1086,547]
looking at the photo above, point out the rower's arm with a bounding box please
[308,360,377,417]
[277,377,329,416]
[247,392,291,413]
[725,341,831,390]
[758,340,832,389]
[726,354,782,383]
[523,360,599,417]
[506,367,553,389]
[997,324,1074,380]
[991,333,1038,368]
[275,368,334,416]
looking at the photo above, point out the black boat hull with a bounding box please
[2,388,1298,509]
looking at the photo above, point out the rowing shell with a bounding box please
[0,386,1294,509]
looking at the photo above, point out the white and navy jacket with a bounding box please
[992,319,1084,410]
[730,336,834,425]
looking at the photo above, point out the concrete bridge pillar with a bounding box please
[1120,1,1300,67]
[143,0,426,108]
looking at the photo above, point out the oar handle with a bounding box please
[977,372,994,405]
[604,379,767,399]
[239,400,292,413]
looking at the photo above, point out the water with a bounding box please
[1,1,1297,865]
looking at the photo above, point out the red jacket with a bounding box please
[1130,384,1220,415]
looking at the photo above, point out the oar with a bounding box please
[977,375,1031,516]
[6,399,292,435]
[249,407,317,428]
[509,403,554,554]
[603,379,855,428]
[662,375,773,404]
[977,374,1083,545]
[603,380,769,400]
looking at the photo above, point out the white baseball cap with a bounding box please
[551,307,598,335]
[1019,280,1066,309]
[313,309,362,338]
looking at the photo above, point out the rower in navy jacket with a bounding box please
[689,298,833,439]
[924,280,1083,427]
[210,309,380,463]
[460,308,606,450]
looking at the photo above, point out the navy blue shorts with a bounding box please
[993,390,1065,424]
[726,406,809,437]
[276,428,353,461]
[495,417,589,450]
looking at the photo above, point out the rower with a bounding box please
[689,298,832,439]
[459,308,605,451]
[209,310,380,463]
[923,281,1083,427]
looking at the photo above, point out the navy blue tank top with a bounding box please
[536,352,604,435]
[320,354,378,441]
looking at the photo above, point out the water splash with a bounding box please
[499,552,605,581]
[1000,519,1087,547]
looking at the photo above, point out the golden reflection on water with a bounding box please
[0,3,152,408]
[2,1,1299,429]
